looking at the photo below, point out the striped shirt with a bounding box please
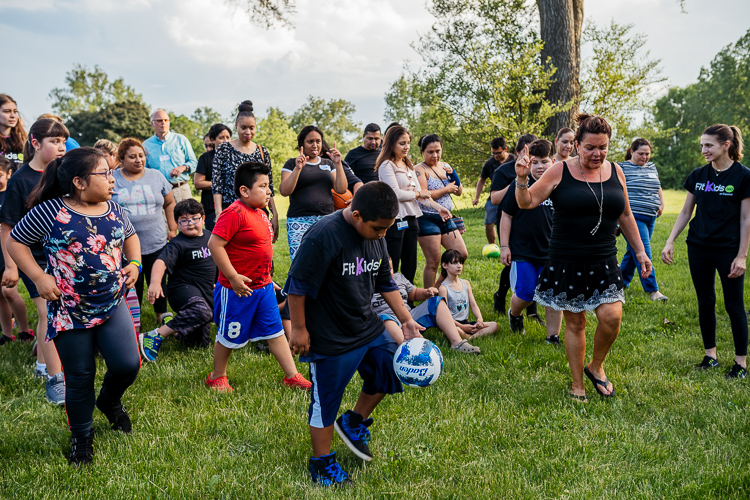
[619,161,662,216]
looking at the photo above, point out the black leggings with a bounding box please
[53,300,141,435]
[135,250,167,315]
[687,244,748,356]
[385,216,419,284]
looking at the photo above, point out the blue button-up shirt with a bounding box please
[143,132,198,184]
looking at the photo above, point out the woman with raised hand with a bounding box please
[515,113,652,402]
[195,123,232,230]
[553,127,575,164]
[0,94,27,170]
[279,125,347,260]
[662,124,750,379]
[619,138,667,301]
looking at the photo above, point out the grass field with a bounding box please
[1,189,749,498]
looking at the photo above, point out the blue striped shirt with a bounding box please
[619,161,662,216]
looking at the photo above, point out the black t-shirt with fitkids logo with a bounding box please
[0,163,45,264]
[157,231,216,310]
[282,158,337,218]
[502,178,554,264]
[684,162,750,248]
[2,149,24,171]
[284,211,398,356]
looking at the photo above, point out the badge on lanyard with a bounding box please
[397,221,408,231]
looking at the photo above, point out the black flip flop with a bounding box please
[584,365,616,398]
[570,392,588,403]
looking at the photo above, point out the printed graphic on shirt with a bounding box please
[115,185,157,214]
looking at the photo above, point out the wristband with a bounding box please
[515,178,529,189]
[127,260,142,273]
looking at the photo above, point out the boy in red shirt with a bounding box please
[206,161,311,391]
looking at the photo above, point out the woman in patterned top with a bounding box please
[211,101,279,241]
[7,147,142,466]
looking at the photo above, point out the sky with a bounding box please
[2,0,749,129]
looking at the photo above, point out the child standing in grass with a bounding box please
[206,161,311,392]
[7,147,142,466]
[439,249,499,339]
[141,199,217,361]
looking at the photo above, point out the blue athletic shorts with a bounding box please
[484,198,498,225]
[510,261,545,302]
[304,331,402,428]
[409,296,444,328]
[214,282,284,349]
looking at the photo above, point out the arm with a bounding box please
[163,191,178,239]
[6,237,60,301]
[381,290,424,341]
[499,212,513,266]
[147,259,167,304]
[288,294,310,356]
[490,185,510,206]
[183,139,198,174]
[121,234,142,289]
[279,149,308,196]
[194,172,211,190]
[729,198,750,278]
[268,197,279,243]
[657,187,665,217]
[466,282,484,328]
[408,286,439,302]
[418,164,457,199]
[0,223,18,287]
[213,194,224,217]
[515,146,562,208]
[211,147,224,213]
[661,193,696,265]
[208,234,253,296]
[379,162,428,201]
[473,177,486,205]
[327,144,348,195]
[615,164,652,279]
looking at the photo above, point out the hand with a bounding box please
[442,163,454,174]
[147,283,164,305]
[229,274,253,297]
[1,266,18,288]
[295,147,309,169]
[514,144,531,179]
[636,251,653,278]
[472,197,479,206]
[326,142,342,165]
[289,325,310,356]
[446,181,459,194]
[122,263,140,289]
[401,319,425,341]
[273,281,282,291]
[501,246,511,266]
[416,189,430,200]
[271,217,279,244]
[661,242,674,265]
[437,207,452,222]
[425,287,439,297]
[475,320,485,330]
[657,206,664,218]
[170,165,185,178]
[458,323,476,334]
[36,274,61,302]
[168,228,178,240]
[728,256,746,278]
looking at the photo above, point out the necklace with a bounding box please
[578,161,604,235]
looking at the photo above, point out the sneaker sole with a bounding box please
[334,422,372,462]
[138,334,156,362]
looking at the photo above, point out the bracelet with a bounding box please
[515,178,529,189]
[500,245,509,249]
[127,260,142,273]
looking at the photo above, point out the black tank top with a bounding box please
[548,161,625,262]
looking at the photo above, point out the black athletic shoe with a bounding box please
[725,362,748,379]
[0,334,15,346]
[96,394,132,433]
[527,313,546,328]
[255,341,270,353]
[68,429,95,466]
[546,335,560,345]
[696,355,720,369]
[334,410,373,461]
[309,452,353,487]
[508,311,525,334]
[18,330,35,342]
[493,291,506,314]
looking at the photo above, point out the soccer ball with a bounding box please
[393,338,443,388]
[482,244,501,258]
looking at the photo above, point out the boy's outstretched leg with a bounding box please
[266,335,311,389]
[335,391,385,462]
[207,342,234,392]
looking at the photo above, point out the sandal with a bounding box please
[452,339,481,354]
[584,365,616,398]
[570,392,588,403]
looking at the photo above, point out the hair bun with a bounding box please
[238,100,254,113]
[575,113,593,125]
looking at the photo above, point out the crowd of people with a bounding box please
[1,91,748,486]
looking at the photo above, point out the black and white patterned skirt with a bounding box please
[534,256,625,313]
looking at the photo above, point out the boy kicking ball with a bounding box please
[285,182,424,486]
[207,161,311,392]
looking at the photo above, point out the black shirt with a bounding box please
[490,159,518,193]
[502,178,554,264]
[342,161,362,193]
[683,162,750,248]
[0,163,45,264]
[344,146,380,184]
[2,149,24,171]
[282,158,337,218]
[195,151,215,214]
[285,211,397,356]
[481,154,515,181]
[0,190,5,268]
[158,231,216,310]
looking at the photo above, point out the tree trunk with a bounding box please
[537,0,584,136]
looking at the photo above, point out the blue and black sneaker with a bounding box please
[139,329,163,362]
[309,452,353,487]
[334,410,373,461]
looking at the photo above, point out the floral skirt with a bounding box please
[534,256,625,313]
[287,215,325,261]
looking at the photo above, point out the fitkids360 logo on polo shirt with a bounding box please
[342,257,382,276]
[694,181,735,196]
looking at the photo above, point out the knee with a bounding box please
[565,314,586,332]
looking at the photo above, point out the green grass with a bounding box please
[1,188,750,498]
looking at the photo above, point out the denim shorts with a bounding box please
[418,212,454,237]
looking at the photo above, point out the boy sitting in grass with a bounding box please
[285,182,424,487]
[206,161,311,392]
[499,139,563,343]
[141,199,216,361]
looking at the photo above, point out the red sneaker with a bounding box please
[0,334,15,346]
[18,329,35,342]
[283,373,312,390]
[205,373,234,392]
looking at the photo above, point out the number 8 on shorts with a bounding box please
[214,282,285,349]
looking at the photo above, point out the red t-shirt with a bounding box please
[212,200,273,290]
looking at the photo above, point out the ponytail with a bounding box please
[729,126,744,161]
[23,118,69,163]
[703,124,744,162]
[28,147,107,208]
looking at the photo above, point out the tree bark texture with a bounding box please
[537,0,583,136]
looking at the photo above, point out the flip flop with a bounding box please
[584,365,616,398]
[570,392,588,403]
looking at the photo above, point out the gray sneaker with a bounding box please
[46,372,66,406]
[33,366,48,380]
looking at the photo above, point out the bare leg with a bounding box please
[545,307,563,339]
[441,231,468,261]
[156,324,176,337]
[509,294,531,317]
[384,320,404,345]
[210,342,233,379]
[267,335,299,378]
[311,426,335,457]
[418,234,442,289]
[352,391,386,420]
[587,302,622,395]
[485,224,496,245]
[2,285,29,332]
[33,297,60,375]
[435,301,465,347]
[0,292,13,338]
[282,319,291,340]
[563,310,587,397]
[470,321,498,338]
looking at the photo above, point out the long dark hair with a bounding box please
[0,94,27,155]
[703,124,744,162]
[24,118,69,163]
[375,125,413,171]
[440,249,465,278]
[297,125,325,149]
[28,147,107,208]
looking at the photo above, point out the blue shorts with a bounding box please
[484,198,498,225]
[510,261,545,302]
[214,282,284,349]
[409,296,444,328]
[418,212,453,237]
[19,271,40,299]
[304,331,402,428]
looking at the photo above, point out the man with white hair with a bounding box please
[143,109,197,203]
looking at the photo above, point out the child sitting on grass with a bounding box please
[439,249,499,339]
[141,199,217,361]
[372,256,481,353]
[206,161,311,392]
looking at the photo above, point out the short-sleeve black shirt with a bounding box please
[490,159,518,193]
[195,151,215,214]
[0,163,45,264]
[157,231,217,310]
[342,161,362,193]
[344,146,380,184]
[502,178,554,264]
[683,162,750,248]
[282,158,337,218]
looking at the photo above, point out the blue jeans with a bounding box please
[620,213,659,292]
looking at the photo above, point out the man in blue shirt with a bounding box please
[143,109,197,203]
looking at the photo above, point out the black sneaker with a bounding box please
[0,334,15,346]
[508,311,525,334]
[96,394,132,433]
[255,341,270,353]
[309,452,353,486]
[68,429,95,466]
[725,362,748,379]
[18,330,34,342]
[546,335,560,345]
[528,313,546,328]
[696,355,720,370]
[493,291,506,314]
[334,410,373,461]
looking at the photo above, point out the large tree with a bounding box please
[67,100,152,146]
[289,96,361,153]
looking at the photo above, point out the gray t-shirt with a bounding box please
[371,273,414,316]
[112,168,173,255]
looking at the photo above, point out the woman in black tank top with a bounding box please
[514,114,653,402]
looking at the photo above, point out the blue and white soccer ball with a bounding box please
[393,338,443,388]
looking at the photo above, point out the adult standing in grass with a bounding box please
[344,123,382,184]
[8,147,142,466]
[143,109,197,203]
[195,123,232,230]
[553,127,575,164]
[473,137,512,245]
[619,138,667,301]
[515,114,652,401]
[662,124,750,379]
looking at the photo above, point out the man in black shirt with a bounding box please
[473,137,513,244]
[343,123,381,184]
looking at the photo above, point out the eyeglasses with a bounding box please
[178,216,203,227]
[90,170,115,179]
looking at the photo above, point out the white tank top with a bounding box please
[444,279,469,322]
